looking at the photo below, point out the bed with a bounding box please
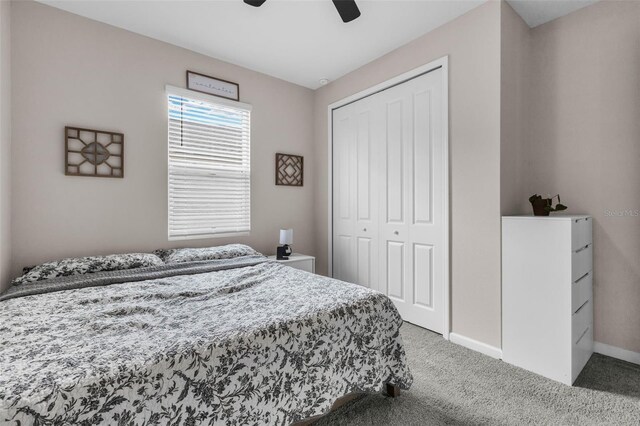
[0,246,412,425]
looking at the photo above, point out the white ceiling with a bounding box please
[39,0,599,90]
[40,0,485,89]
[507,0,598,28]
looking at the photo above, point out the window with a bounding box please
[167,86,251,240]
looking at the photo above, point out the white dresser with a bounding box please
[502,215,593,385]
[267,253,315,274]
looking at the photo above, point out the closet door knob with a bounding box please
[394,231,399,235]
[363,228,367,232]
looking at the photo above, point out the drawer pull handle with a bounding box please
[574,299,589,314]
[575,326,590,345]
[574,272,590,284]
[574,244,590,254]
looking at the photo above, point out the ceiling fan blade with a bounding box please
[332,0,361,23]
[244,0,266,7]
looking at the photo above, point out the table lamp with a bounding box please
[277,229,293,260]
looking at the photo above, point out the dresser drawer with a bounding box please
[572,271,593,313]
[572,298,592,343]
[571,244,592,282]
[572,217,592,250]
[572,325,593,382]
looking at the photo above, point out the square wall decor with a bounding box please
[275,153,303,186]
[65,126,124,178]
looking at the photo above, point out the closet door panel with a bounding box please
[386,241,405,301]
[333,100,378,289]
[385,99,405,225]
[378,69,445,333]
[356,111,372,222]
[378,90,411,317]
[332,105,356,283]
[413,243,434,308]
[335,114,352,222]
[334,235,354,283]
[406,71,444,332]
[412,90,433,225]
[356,237,373,288]
[353,99,378,290]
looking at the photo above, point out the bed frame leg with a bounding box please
[385,383,400,398]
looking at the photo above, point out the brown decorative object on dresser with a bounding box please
[65,126,124,178]
[275,153,304,186]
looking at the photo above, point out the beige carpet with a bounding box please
[314,323,640,425]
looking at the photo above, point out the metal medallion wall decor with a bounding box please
[65,126,124,178]
[275,153,303,186]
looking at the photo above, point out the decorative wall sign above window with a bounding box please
[275,153,303,187]
[65,126,124,178]
[186,70,240,101]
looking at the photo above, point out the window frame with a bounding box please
[165,85,252,241]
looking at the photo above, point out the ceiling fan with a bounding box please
[243,0,361,23]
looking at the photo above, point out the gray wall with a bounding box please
[525,0,640,353]
[500,1,532,216]
[0,0,11,293]
[10,1,315,279]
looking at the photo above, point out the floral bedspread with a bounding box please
[0,257,412,425]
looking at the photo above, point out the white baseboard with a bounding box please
[449,332,503,359]
[447,336,639,365]
[594,341,640,366]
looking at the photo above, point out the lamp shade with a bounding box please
[279,228,293,245]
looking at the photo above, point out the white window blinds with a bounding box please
[167,86,251,240]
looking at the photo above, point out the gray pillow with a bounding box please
[12,253,164,285]
[162,244,262,264]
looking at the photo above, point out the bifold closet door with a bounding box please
[377,70,445,333]
[332,96,380,291]
[332,68,445,333]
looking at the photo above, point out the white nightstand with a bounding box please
[267,253,315,273]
